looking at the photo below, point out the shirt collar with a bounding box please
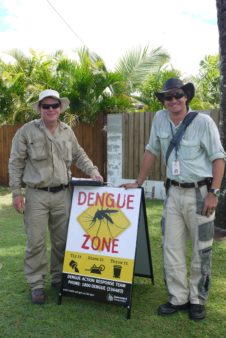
[34,119,67,130]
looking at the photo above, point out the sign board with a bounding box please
[59,183,153,318]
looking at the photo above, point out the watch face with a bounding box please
[215,190,220,197]
[210,189,220,197]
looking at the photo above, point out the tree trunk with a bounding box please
[215,0,226,228]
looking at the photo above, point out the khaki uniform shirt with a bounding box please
[9,119,99,196]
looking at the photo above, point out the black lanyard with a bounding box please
[169,123,179,159]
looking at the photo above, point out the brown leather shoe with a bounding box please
[31,288,45,305]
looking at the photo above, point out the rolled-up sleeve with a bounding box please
[201,117,226,162]
[8,128,27,196]
[145,113,161,157]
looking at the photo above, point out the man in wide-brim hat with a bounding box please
[155,78,195,103]
[9,88,103,305]
[32,89,70,114]
[121,77,226,321]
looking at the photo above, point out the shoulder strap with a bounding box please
[165,111,198,166]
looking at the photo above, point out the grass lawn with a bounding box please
[1,186,226,338]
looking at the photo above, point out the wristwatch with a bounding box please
[209,188,220,197]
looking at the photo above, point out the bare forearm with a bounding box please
[120,150,156,189]
[211,158,225,189]
[202,158,225,217]
[136,150,157,185]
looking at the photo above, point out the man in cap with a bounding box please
[121,78,226,320]
[9,89,103,304]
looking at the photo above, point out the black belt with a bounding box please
[37,184,69,193]
[167,179,208,189]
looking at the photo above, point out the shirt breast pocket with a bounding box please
[180,139,200,160]
[62,141,72,162]
[159,132,171,155]
[28,140,48,161]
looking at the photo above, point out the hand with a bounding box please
[120,182,140,189]
[90,172,103,182]
[202,192,218,217]
[13,195,25,214]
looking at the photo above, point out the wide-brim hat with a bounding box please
[155,78,195,103]
[32,89,70,113]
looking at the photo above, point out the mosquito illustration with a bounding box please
[85,208,127,238]
[91,209,117,224]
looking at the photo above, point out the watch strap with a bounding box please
[209,188,220,197]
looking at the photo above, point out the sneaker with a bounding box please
[189,304,205,320]
[31,288,45,305]
[158,301,190,315]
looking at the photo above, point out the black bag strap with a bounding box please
[165,111,198,166]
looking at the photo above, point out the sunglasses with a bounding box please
[163,92,185,101]
[40,103,61,109]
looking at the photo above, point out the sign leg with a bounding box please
[126,306,131,319]
[58,292,62,305]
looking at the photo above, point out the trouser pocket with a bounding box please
[197,220,214,301]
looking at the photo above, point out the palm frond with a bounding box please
[115,45,170,92]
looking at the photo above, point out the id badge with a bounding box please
[172,160,180,175]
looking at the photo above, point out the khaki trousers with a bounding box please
[162,185,214,305]
[24,187,72,290]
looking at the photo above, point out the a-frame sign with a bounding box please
[58,181,154,319]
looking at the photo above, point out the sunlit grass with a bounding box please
[1,187,226,338]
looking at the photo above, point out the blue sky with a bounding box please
[0,0,219,76]
[0,4,10,31]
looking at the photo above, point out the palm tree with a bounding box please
[0,46,170,125]
[54,47,132,124]
[0,49,55,124]
[114,45,170,94]
[54,46,169,123]
[215,0,226,228]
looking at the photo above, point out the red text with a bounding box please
[81,234,119,253]
[78,192,134,209]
